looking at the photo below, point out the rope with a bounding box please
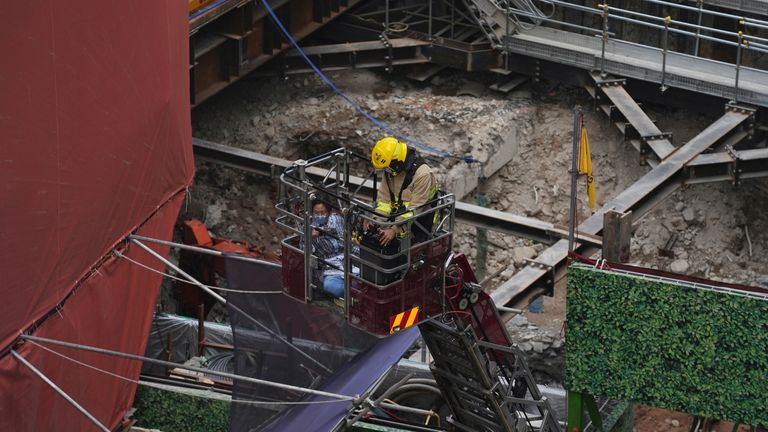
[257,0,477,164]
[115,251,283,294]
[28,340,351,406]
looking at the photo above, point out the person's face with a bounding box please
[312,203,328,217]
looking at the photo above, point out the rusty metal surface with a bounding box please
[191,138,600,247]
[189,0,362,106]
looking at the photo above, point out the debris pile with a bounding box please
[189,69,768,378]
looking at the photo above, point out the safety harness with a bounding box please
[377,152,440,241]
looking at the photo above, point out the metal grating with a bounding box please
[502,27,768,107]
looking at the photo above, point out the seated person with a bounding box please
[310,199,346,299]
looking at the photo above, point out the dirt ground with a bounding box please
[633,405,757,432]
[193,68,768,288]
[190,68,768,429]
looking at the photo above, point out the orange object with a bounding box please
[176,219,280,318]
[389,307,420,334]
[183,219,214,247]
[188,0,216,14]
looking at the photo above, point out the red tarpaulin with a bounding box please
[0,1,193,430]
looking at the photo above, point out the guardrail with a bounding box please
[494,0,768,100]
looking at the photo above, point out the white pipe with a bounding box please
[12,350,111,432]
[128,234,280,267]
[130,238,333,374]
[20,336,352,402]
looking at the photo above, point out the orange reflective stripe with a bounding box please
[390,312,405,333]
[390,307,420,334]
[405,307,419,327]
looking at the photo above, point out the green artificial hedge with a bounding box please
[133,384,230,431]
[566,264,768,426]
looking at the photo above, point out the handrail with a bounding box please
[645,0,768,29]
[506,0,768,55]
[492,0,767,101]
[277,147,457,303]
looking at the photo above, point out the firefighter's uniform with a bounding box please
[372,137,439,242]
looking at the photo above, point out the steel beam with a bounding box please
[256,38,433,76]
[317,14,499,72]
[192,138,603,247]
[594,75,675,163]
[454,202,602,248]
[189,0,363,106]
[685,147,768,185]
[491,108,753,307]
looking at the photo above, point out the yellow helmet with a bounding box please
[371,137,407,170]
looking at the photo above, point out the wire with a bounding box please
[257,0,477,164]
[444,310,473,319]
[116,251,283,294]
[28,340,351,406]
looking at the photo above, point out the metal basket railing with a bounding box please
[275,148,456,316]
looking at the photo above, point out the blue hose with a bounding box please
[258,0,477,163]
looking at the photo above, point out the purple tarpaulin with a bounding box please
[263,326,420,432]
[225,257,415,431]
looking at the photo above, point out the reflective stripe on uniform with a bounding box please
[376,201,393,214]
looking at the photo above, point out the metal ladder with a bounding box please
[462,0,509,47]
[463,0,547,47]
[419,317,561,431]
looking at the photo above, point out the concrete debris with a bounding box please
[506,321,565,384]
[512,246,537,266]
[499,267,516,280]
[189,68,768,346]
[509,314,529,327]
[682,207,696,224]
[205,200,226,228]
[172,69,768,410]
[670,259,690,274]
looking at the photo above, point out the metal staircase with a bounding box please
[462,0,511,46]
[462,0,549,47]
[419,317,561,431]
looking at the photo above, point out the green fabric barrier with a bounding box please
[133,384,230,431]
[566,264,768,425]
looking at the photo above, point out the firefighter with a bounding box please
[370,136,439,247]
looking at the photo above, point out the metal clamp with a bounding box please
[725,102,756,116]
[607,105,624,124]
[595,77,626,88]
[640,132,673,156]
[642,132,673,142]
[725,144,742,186]
[379,33,393,73]
[521,259,555,294]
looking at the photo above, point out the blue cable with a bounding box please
[189,0,229,20]
[258,0,477,163]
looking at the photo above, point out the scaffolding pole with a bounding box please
[129,238,333,375]
[20,335,354,402]
[568,107,582,252]
[128,234,280,267]
[11,350,111,432]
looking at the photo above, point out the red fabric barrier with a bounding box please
[0,0,193,351]
[0,1,193,430]
[0,194,184,431]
